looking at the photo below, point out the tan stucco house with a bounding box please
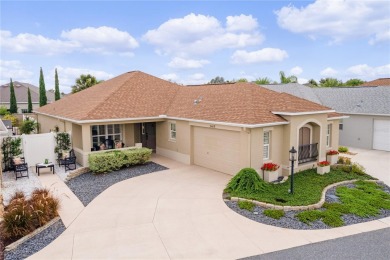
[35,71,343,177]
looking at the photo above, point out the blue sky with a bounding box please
[1,0,389,93]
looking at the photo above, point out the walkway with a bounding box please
[30,155,390,259]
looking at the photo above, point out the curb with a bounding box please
[230,179,381,211]
[64,167,90,182]
[5,216,61,251]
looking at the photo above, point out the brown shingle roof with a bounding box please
[36,71,334,125]
[360,78,390,87]
[0,81,55,103]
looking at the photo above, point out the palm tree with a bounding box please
[279,71,298,84]
[71,74,103,93]
[255,77,272,85]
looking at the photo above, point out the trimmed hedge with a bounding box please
[88,148,152,173]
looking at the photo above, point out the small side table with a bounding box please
[36,163,55,176]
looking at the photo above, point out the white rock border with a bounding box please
[4,216,61,251]
[64,167,90,182]
[230,179,382,211]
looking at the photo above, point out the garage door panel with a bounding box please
[373,120,390,152]
[193,127,241,175]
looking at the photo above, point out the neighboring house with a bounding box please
[359,78,390,87]
[0,81,55,113]
[35,71,342,176]
[0,119,11,136]
[262,84,390,152]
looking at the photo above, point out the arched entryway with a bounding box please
[298,124,319,164]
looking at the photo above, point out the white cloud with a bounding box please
[346,64,390,78]
[0,26,139,55]
[160,73,179,82]
[298,78,309,84]
[275,0,390,44]
[290,66,303,75]
[231,48,288,64]
[0,60,34,85]
[61,26,139,54]
[184,73,207,85]
[320,67,338,77]
[226,14,258,31]
[53,66,114,93]
[168,57,210,69]
[143,13,263,56]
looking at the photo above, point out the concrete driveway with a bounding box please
[31,155,390,259]
[347,147,390,186]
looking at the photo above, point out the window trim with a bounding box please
[91,124,122,148]
[326,124,332,147]
[169,121,176,141]
[263,131,270,160]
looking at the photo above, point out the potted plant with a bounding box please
[326,150,339,165]
[317,161,330,175]
[261,162,280,182]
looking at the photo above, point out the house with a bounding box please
[0,81,55,113]
[35,71,342,176]
[359,78,390,87]
[262,84,390,152]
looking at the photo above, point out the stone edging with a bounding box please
[65,167,90,182]
[230,179,381,211]
[5,216,61,251]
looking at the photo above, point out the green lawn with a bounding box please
[226,168,373,206]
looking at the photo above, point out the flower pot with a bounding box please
[327,154,338,165]
[263,169,279,182]
[317,165,330,175]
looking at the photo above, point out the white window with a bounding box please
[91,124,122,148]
[263,131,270,159]
[169,122,176,141]
[326,124,332,147]
[339,119,343,130]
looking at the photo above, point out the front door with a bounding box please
[140,123,156,151]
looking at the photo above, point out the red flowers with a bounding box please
[317,161,330,167]
[261,163,280,171]
[326,150,339,156]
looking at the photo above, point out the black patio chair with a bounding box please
[59,149,77,171]
[14,163,29,180]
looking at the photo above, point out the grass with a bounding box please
[238,201,255,212]
[226,167,373,206]
[295,181,390,227]
[264,209,285,219]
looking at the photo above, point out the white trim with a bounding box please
[263,131,270,160]
[339,112,390,117]
[272,110,335,116]
[35,111,289,128]
[327,116,349,120]
[168,121,176,141]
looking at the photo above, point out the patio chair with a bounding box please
[59,149,77,171]
[14,162,29,180]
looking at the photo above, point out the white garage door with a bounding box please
[193,127,242,175]
[373,120,390,151]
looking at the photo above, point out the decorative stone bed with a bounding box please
[225,180,390,230]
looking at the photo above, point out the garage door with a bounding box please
[373,120,390,151]
[193,127,241,175]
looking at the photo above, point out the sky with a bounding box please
[1,0,389,93]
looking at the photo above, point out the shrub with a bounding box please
[326,150,339,156]
[351,163,366,175]
[2,114,19,127]
[338,146,349,153]
[263,209,285,219]
[1,188,59,240]
[0,105,8,116]
[225,168,267,194]
[317,161,330,167]
[261,163,280,171]
[238,201,255,212]
[19,118,39,134]
[296,210,322,225]
[88,148,152,174]
[337,156,351,165]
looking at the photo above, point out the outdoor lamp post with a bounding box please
[289,146,297,194]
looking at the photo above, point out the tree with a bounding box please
[39,67,47,106]
[71,74,102,93]
[307,79,318,87]
[279,71,297,84]
[344,78,365,86]
[236,78,248,82]
[54,68,61,101]
[9,78,17,113]
[255,77,272,85]
[208,76,225,84]
[27,88,33,113]
[319,78,343,87]
[19,117,39,134]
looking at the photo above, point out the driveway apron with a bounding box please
[30,156,390,259]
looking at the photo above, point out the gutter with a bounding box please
[272,110,335,116]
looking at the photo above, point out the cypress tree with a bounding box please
[27,87,33,113]
[9,78,17,113]
[39,67,47,106]
[54,68,60,101]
